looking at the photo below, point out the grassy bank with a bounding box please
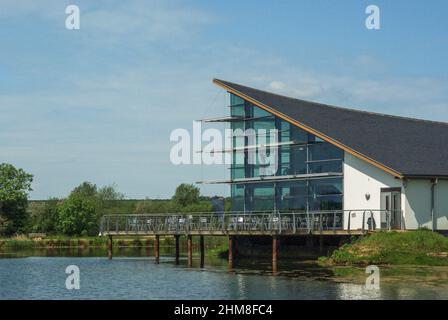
[0,235,228,257]
[320,230,448,266]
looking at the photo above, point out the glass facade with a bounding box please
[229,94,343,212]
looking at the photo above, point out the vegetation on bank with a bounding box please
[319,230,448,266]
[0,234,228,257]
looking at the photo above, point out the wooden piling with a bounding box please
[199,235,205,268]
[154,235,160,263]
[272,235,278,264]
[306,235,314,247]
[175,235,180,265]
[228,236,234,268]
[187,235,193,267]
[272,259,278,274]
[107,235,113,260]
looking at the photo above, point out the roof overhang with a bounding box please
[403,175,448,180]
[213,78,404,179]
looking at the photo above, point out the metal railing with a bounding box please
[99,210,399,236]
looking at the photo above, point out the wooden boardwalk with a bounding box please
[99,212,374,266]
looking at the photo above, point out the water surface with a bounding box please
[1,249,447,300]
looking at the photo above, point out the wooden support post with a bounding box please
[319,235,324,253]
[187,235,193,267]
[154,235,160,263]
[272,235,278,263]
[175,235,180,265]
[200,235,205,268]
[107,235,113,260]
[272,235,278,274]
[306,236,314,248]
[228,236,234,268]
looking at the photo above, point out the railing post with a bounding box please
[347,211,351,234]
[307,212,311,234]
[370,211,374,231]
[333,211,336,234]
[389,210,392,231]
[319,212,323,234]
[125,217,128,234]
[278,212,282,234]
[362,211,366,234]
[292,213,296,234]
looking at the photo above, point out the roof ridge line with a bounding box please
[214,78,448,127]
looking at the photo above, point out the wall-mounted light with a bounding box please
[365,193,370,201]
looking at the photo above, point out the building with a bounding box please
[205,79,448,232]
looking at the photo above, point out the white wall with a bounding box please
[405,179,448,230]
[344,153,448,231]
[435,180,448,230]
[343,153,403,230]
[403,179,431,229]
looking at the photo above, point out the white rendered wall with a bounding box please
[403,180,431,229]
[405,179,448,230]
[435,180,448,230]
[343,153,403,230]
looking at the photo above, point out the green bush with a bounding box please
[56,195,97,236]
[172,183,200,207]
[0,163,33,236]
[323,230,448,266]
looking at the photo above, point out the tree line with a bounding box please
[0,163,222,237]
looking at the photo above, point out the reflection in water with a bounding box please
[236,274,248,300]
[337,283,382,300]
[272,261,278,275]
[0,247,448,300]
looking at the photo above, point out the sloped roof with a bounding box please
[214,79,448,178]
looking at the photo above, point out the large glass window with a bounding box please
[230,94,245,117]
[229,95,344,212]
[231,185,245,211]
[248,184,275,211]
[308,178,343,211]
[308,141,343,161]
[308,160,342,174]
[277,181,307,211]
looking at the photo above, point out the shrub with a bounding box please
[56,195,97,236]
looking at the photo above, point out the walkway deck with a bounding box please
[99,211,382,265]
[99,212,370,237]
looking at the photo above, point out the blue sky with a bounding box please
[1,0,447,199]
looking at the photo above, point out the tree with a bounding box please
[97,183,125,201]
[0,163,33,235]
[172,183,200,207]
[28,198,60,234]
[70,182,97,198]
[57,195,96,236]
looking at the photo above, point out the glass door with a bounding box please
[380,189,402,229]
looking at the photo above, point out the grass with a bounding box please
[319,229,448,266]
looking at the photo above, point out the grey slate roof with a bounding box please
[215,79,448,177]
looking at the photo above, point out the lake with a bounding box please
[1,248,448,300]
